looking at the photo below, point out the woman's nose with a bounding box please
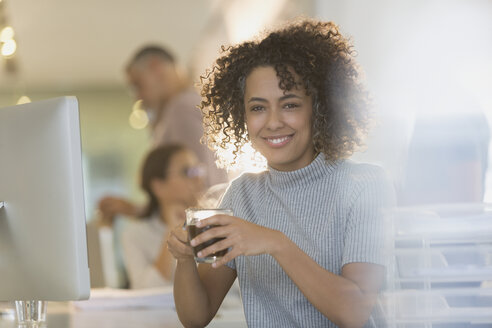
[265,108,284,131]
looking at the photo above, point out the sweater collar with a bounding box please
[267,153,339,188]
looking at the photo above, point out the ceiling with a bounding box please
[0,0,313,92]
[0,0,213,91]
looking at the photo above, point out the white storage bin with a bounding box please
[382,288,492,324]
[393,207,492,243]
[396,246,492,282]
[385,203,492,326]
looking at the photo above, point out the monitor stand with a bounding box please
[15,300,47,324]
[0,203,47,324]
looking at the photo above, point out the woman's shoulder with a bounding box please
[337,161,395,206]
[219,171,267,207]
[334,160,391,191]
[122,216,164,244]
[338,160,387,179]
[355,160,387,175]
[228,170,268,191]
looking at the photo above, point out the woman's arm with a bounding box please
[192,216,384,328]
[168,226,237,328]
[152,232,176,281]
[272,233,384,328]
[154,209,188,282]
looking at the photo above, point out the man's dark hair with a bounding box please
[126,45,175,72]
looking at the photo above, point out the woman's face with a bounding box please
[152,150,204,208]
[244,66,316,171]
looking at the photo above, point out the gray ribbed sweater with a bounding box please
[220,153,394,328]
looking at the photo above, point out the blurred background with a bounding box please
[0,0,491,218]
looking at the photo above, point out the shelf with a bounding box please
[385,203,492,325]
[394,246,492,282]
[381,288,492,324]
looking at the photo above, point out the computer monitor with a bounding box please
[0,96,90,301]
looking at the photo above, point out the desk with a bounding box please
[0,302,247,328]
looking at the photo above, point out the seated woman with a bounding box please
[168,19,395,327]
[121,144,205,289]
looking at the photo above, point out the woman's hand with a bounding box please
[98,196,137,221]
[189,215,284,268]
[167,224,195,262]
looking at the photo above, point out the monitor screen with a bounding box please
[0,96,90,301]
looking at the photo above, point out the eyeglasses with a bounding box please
[168,164,207,179]
[184,165,207,178]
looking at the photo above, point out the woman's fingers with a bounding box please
[167,233,190,252]
[211,248,240,268]
[168,228,194,260]
[187,215,279,268]
[189,224,230,247]
[172,226,190,244]
[197,237,232,258]
[195,214,233,229]
[167,238,194,259]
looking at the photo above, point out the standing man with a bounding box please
[127,45,227,186]
[98,45,228,220]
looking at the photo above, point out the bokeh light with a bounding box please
[129,108,149,130]
[16,96,31,105]
[1,39,16,57]
[0,26,14,42]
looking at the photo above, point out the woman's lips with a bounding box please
[263,134,294,147]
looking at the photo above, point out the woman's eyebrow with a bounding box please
[247,97,268,103]
[247,94,302,103]
[279,94,302,101]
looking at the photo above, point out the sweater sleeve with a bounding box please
[342,167,395,267]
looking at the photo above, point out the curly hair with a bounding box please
[200,19,371,167]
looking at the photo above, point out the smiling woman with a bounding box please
[244,66,315,171]
[200,19,371,169]
[168,19,395,328]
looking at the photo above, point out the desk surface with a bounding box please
[0,302,247,328]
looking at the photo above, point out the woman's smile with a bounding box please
[262,133,295,147]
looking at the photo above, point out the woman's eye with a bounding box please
[250,105,264,112]
[284,103,299,110]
